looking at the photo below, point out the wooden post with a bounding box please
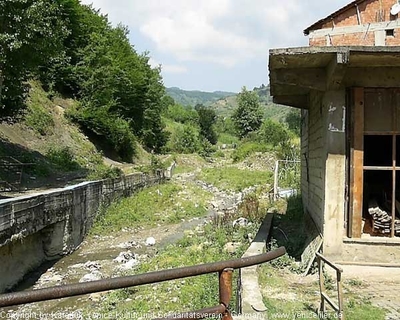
[350,87,364,238]
[318,257,326,315]
[337,270,344,320]
[274,160,279,200]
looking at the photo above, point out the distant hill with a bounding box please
[166,87,236,107]
[209,84,293,121]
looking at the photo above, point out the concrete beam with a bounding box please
[326,52,350,90]
[309,19,400,39]
[270,68,326,91]
[345,67,400,87]
[273,95,309,109]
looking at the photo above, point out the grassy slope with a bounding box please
[0,82,148,190]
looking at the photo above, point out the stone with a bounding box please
[145,237,156,246]
[120,258,139,270]
[233,217,249,228]
[79,271,102,283]
[224,242,241,254]
[84,261,101,271]
[114,251,136,263]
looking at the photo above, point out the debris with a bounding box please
[233,217,249,228]
[114,251,136,263]
[79,271,102,283]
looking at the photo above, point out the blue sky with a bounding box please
[81,0,351,92]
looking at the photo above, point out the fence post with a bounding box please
[273,160,279,200]
[318,256,326,316]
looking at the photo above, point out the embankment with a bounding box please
[0,173,163,293]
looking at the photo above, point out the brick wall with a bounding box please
[301,91,325,232]
[308,0,400,46]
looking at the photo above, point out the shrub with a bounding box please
[67,105,136,162]
[24,104,54,135]
[258,119,291,147]
[165,104,198,124]
[231,142,271,162]
[169,124,200,154]
[46,146,79,171]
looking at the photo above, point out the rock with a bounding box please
[120,258,139,270]
[114,251,136,263]
[224,242,241,254]
[84,261,101,271]
[79,271,102,283]
[233,217,249,228]
[145,237,156,246]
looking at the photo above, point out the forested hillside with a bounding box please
[0,0,301,182]
[208,84,293,121]
[1,0,167,161]
[166,87,236,107]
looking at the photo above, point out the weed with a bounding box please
[46,146,80,171]
[91,196,261,315]
[231,142,271,162]
[214,150,225,158]
[347,279,363,287]
[198,167,273,192]
[24,82,55,135]
[90,182,211,235]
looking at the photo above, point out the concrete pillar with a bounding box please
[323,90,347,258]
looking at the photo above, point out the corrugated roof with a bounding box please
[304,0,367,35]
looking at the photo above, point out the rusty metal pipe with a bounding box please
[0,247,285,307]
[154,304,226,320]
[219,268,234,320]
[219,268,233,307]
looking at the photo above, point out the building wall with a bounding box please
[301,90,347,257]
[301,91,326,233]
[309,0,400,46]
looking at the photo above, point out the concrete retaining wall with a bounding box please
[0,173,163,292]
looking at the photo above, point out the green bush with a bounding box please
[165,104,198,124]
[169,124,200,154]
[258,119,291,147]
[231,142,271,162]
[24,104,54,135]
[67,106,136,162]
[88,164,122,180]
[46,146,80,171]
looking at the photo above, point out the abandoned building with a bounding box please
[269,0,400,263]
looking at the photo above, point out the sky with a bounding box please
[80,0,351,93]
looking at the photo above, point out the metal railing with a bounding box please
[0,248,286,320]
[316,252,344,320]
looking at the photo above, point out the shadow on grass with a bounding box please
[0,138,88,195]
[270,195,309,260]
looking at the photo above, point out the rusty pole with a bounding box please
[0,248,286,308]
[219,268,234,320]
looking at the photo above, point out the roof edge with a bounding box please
[304,0,366,35]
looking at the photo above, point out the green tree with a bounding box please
[259,119,290,147]
[0,0,67,119]
[170,125,200,154]
[195,104,217,145]
[232,87,263,138]
[285,109,301,136]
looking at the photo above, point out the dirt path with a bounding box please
[339,265,400,320]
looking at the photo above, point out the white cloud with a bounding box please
[81,0,351,68]
[162,65,188,74]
